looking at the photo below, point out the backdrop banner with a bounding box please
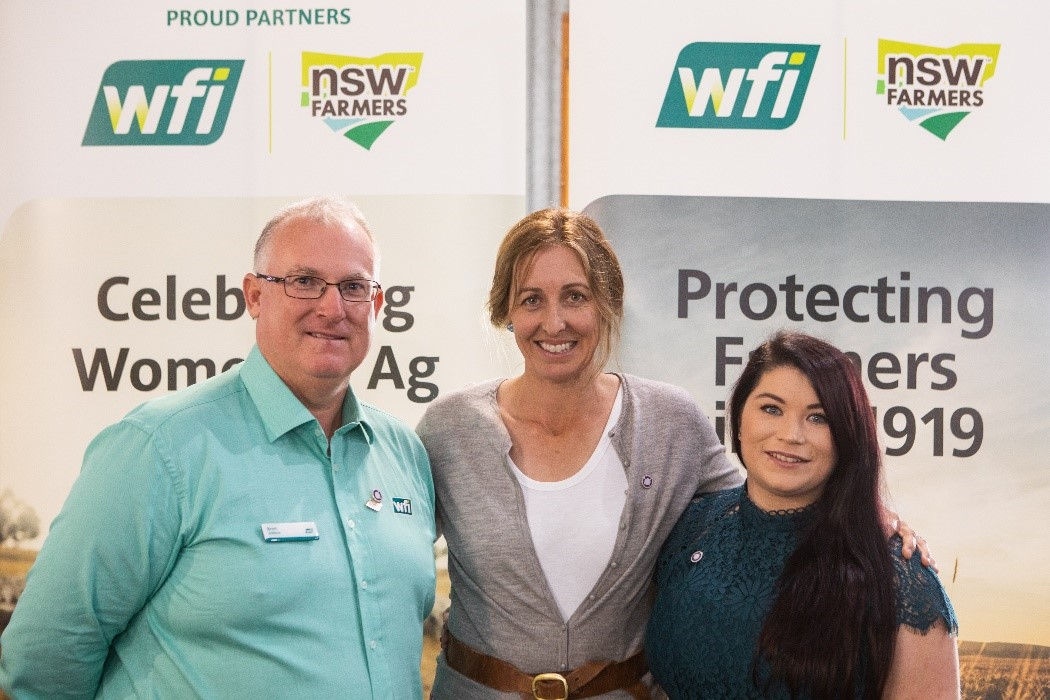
[586,194,1048,648]
[568,0,1050,694]
[0,1,524,570]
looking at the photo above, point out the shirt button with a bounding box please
[361,580,369,589]
[369,640,377,650]
[347,519,356,529]
[610,561,618,568]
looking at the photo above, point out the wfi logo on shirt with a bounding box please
[657,42,820,130]
[876,40,1000,141]
[302,51,423,150]
[83,60,244,146]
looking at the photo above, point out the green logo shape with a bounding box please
[657,42,820,130]
[345,121,394,149]
[83,60,244,146]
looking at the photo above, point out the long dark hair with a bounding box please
[729,331,897,699]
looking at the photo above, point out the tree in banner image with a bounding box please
[0,489,40,632]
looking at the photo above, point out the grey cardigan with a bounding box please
[416,373,743,698]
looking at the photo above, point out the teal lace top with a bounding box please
[645,485,958,699]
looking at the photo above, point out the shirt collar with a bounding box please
[240,345,375,444]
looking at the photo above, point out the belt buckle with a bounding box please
[532,672,569,700]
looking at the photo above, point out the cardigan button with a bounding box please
[690,550,703,563]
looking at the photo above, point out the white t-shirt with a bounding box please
[510,388,627,622]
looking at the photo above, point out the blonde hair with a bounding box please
[487,208,624,371]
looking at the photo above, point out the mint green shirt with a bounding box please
[0,346,436,699]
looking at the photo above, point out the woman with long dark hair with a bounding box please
[646,330,959,698]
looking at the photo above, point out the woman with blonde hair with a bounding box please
[418,211,929,699]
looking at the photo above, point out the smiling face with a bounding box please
[243,215,382,404]
[508,244,602,385]
[739,364,838,511]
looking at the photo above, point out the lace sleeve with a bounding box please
[890,535,959,636]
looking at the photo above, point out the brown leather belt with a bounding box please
[441,628,649,699]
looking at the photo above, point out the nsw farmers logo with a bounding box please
[876,39,1000,140]
[83,60,244,146]
[657,42,820,130]
[302,51,423,150]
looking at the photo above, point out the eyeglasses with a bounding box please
[255,274,381,302]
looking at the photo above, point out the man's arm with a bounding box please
[0,421,182,697]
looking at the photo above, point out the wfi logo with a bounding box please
[83,60,244,146]
[876,40,1000,140]
[302,51,423,150]
[657,42,820,130]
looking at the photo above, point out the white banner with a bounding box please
[568,0,1050,206]
[0,1,525,550]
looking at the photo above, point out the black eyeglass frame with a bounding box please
[254,273,382,302]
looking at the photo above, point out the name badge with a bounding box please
[261,521,319,542]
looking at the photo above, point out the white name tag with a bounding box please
[261,521,319,542]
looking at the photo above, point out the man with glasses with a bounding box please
[0,197,437,698]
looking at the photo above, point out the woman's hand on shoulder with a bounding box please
[883,508,937,571]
